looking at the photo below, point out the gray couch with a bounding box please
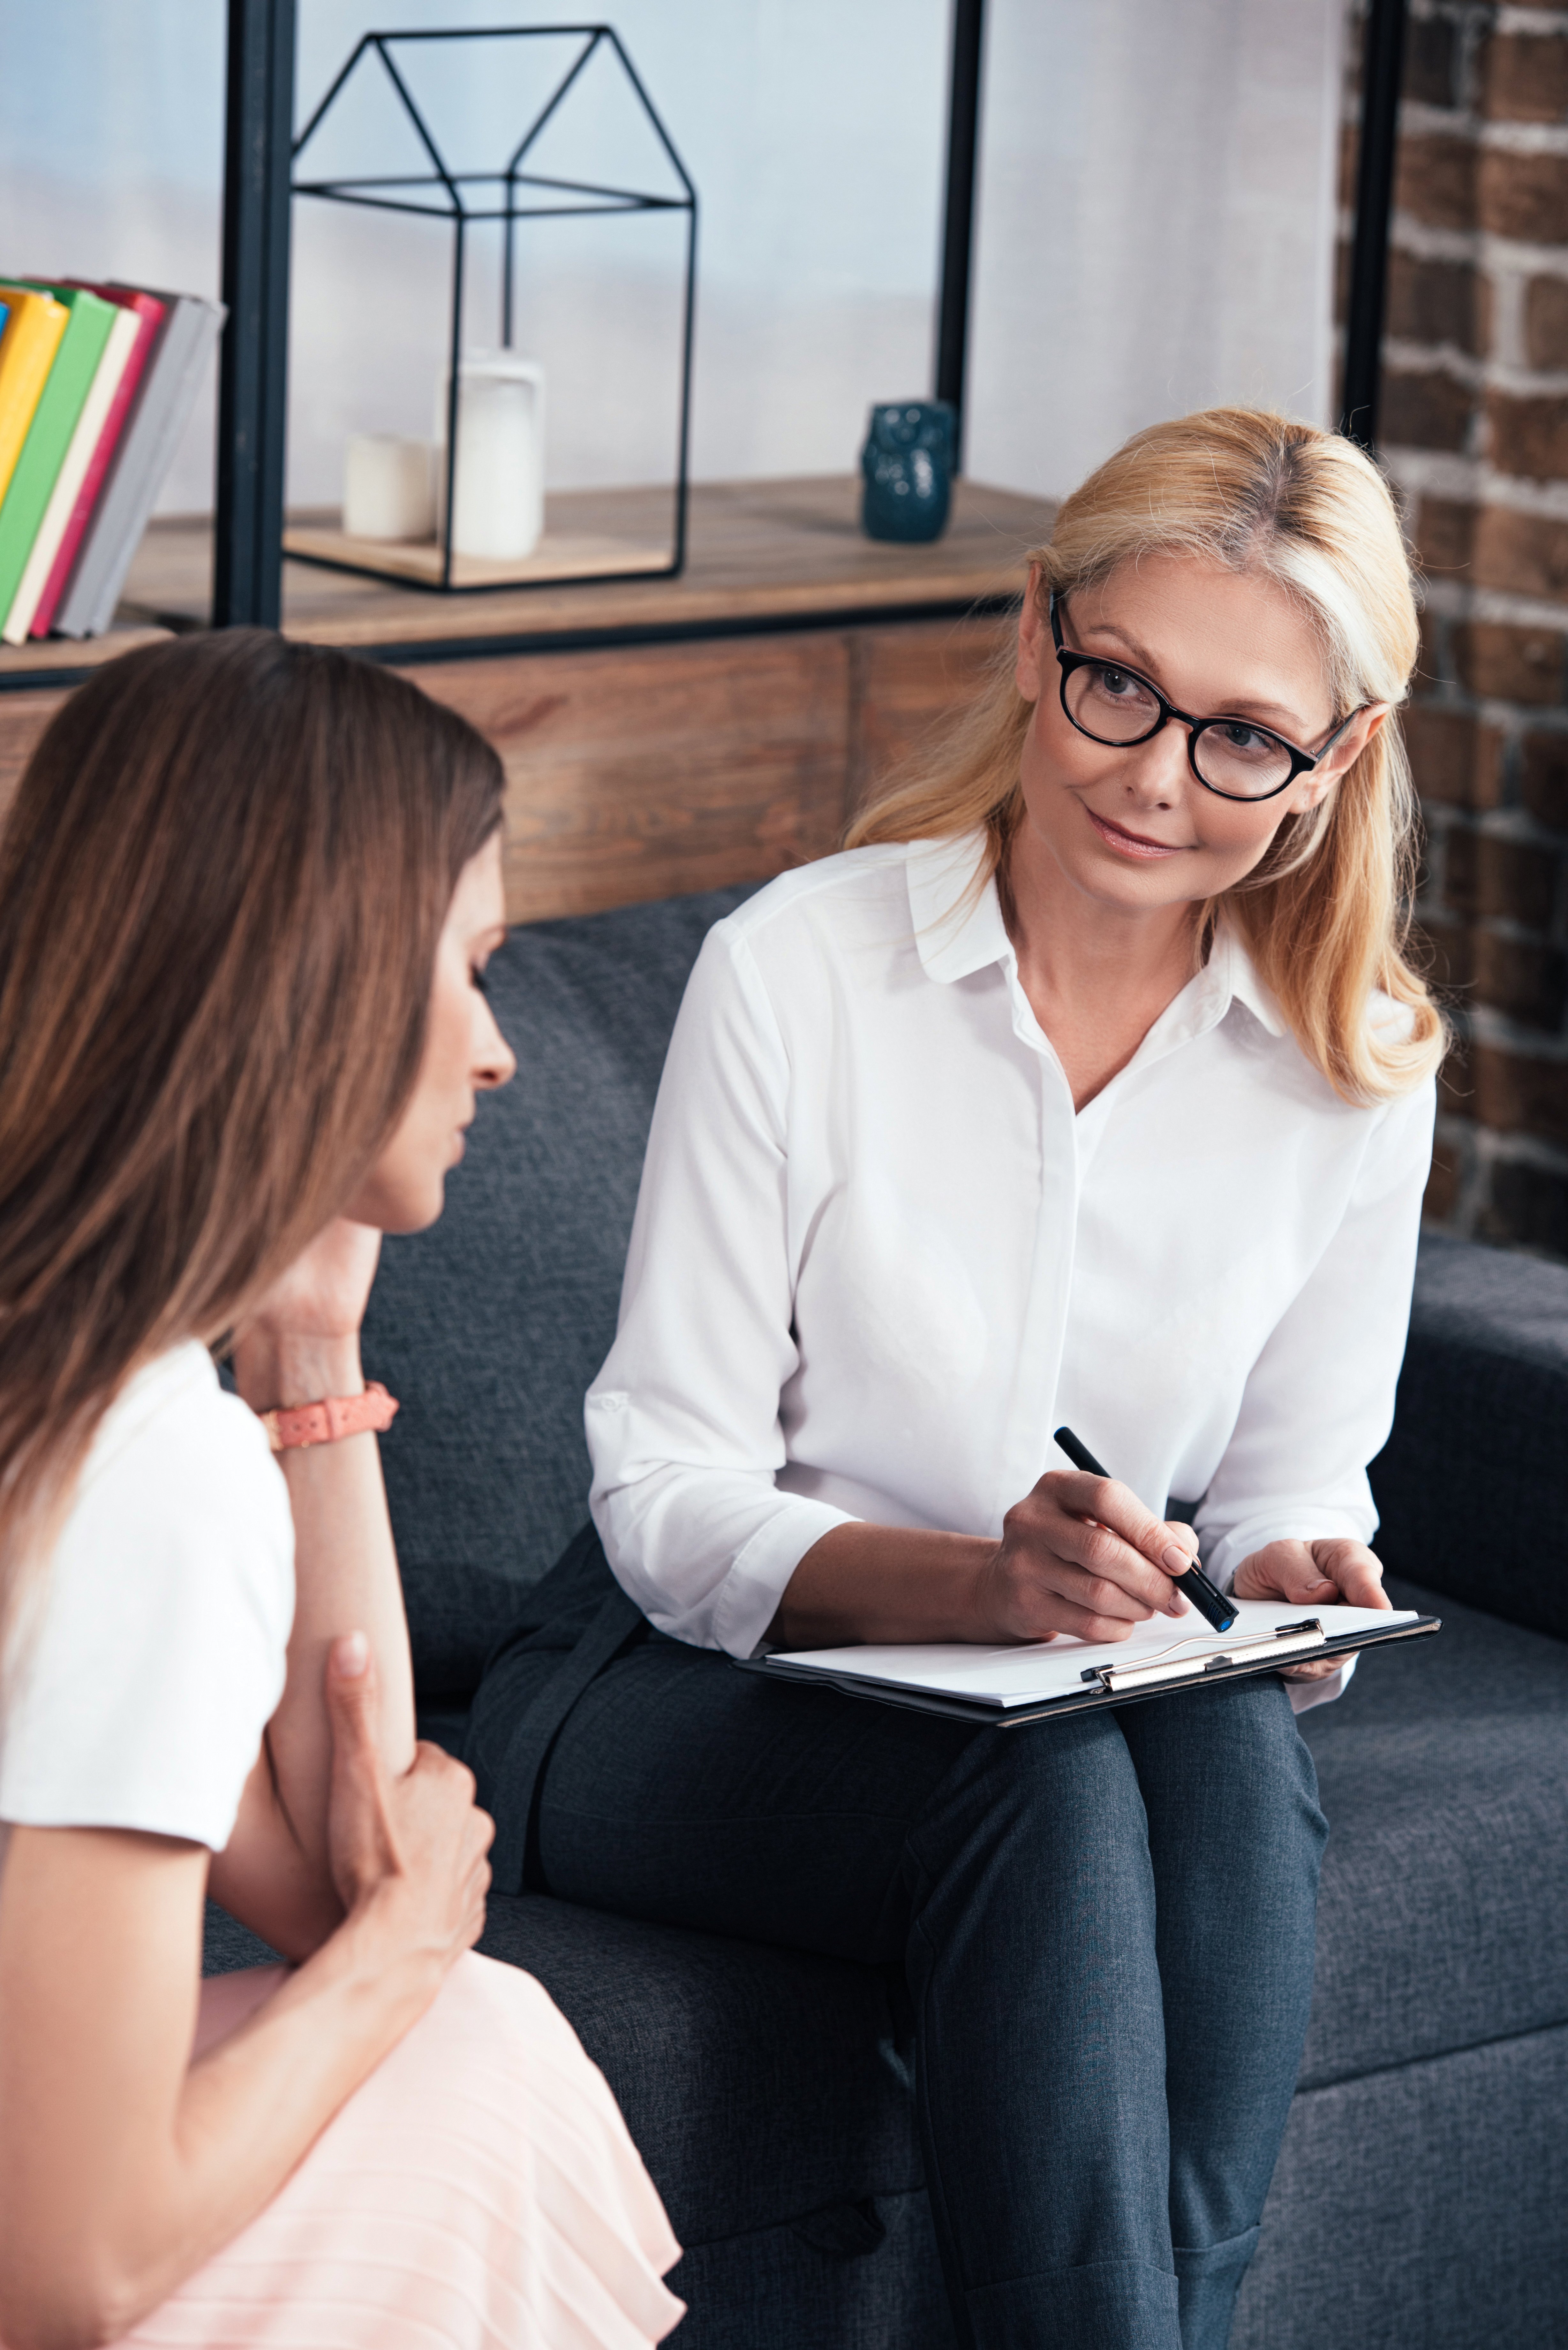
[207,884,1568,2350]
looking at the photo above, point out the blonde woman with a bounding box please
[469,410,1444,2350]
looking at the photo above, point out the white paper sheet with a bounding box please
[768,1600,1421,1710]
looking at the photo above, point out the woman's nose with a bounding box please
[474,1004,517,1090]
[1122,723,1189,805]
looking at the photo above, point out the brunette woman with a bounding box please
[468,410,1445,2350]
[0,634,683,2350]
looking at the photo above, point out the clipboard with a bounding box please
[743,1606,1441,1729]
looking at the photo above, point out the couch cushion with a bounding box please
[1371,1232,1568,1641]
[1298,1575,1568,2089]
[477,1893,923,2249]
[203,1880,924,2254]
[1237,2022,1568,2350]
[361,885,755,1701]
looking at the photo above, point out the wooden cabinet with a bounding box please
[414,630,854,924]
[0,614,1008,925]
[0,693,59,814]
[0,479,1043,924]
[412,615,1003,923]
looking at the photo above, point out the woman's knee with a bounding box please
[1214,1677,1329,1850]
[1122,1680,1328,1920]
[1127,1675,1323,1804]
[418,1949,575,2054]
[359,1952,602,2139]
[909,1704,1152,1887]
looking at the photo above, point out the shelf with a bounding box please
[0,622,175,686]
[0,475,1054,688]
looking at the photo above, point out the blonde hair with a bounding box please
[847,406,1444,1103]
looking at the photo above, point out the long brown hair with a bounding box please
[848,407,1444,1103]
[0,629,504,1623]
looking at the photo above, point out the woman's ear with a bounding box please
[1290,702,1391,813]
[1014,565,1046,703]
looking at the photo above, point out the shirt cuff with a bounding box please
[710,1498,859,1659]
[1286,1652,1358,1715]
[1202,1511,1373,1593]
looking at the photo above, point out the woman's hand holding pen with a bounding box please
[775,1469,1389,1662]
[1233,1538,1391,1680]
[974,1471,1199,1646]
[771,1472,1200,1650]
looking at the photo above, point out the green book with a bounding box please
[0,282,118,632]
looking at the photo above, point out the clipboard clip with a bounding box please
[1081,1618,1326,1694]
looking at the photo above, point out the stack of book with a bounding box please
[0,278,225,647]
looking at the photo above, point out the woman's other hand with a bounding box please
[241,1218,384,1354]
[975,1471,1197,1645]
[325,1634,492,1992]
[227,1218,418,1911]
[0,1643,494,2346]
[1232,1538,1391,1679]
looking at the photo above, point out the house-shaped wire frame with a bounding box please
[286,24,697,593]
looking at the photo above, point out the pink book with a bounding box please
[29,284,166,638]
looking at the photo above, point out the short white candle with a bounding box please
[438,356,545,563]
[343,434,435,542]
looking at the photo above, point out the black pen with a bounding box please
[1052,1425,1238,1634]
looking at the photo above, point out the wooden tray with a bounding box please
[281,519,674,592]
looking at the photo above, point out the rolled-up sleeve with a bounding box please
[588,924,855,1655]
[1196,1073,1436,1710]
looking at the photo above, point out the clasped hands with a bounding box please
[976,1469,1391,1682]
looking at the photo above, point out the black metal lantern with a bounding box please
[286,23,696,594]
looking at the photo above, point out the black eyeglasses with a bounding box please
[1049,590,1358,803]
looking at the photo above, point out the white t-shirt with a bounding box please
[0,1343,295,1880]
[588,833,1436,1712]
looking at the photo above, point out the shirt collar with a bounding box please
[904,831,1286,1039]
[1206,919,1285,1036]
[906,832,1013,983]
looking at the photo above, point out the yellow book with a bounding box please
[0,285,69,511]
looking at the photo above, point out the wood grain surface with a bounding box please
[281,519,673,592]
[410,631,856,922]
[0,476,1044,670]
[0,616,1007,923]
[848,618,1009,820]
[268,477,1044,649]
[0,691,66,825]
[0,623,170,682]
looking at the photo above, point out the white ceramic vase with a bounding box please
[436,355,546,562]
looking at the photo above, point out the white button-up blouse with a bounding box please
[587,832,1435,1705]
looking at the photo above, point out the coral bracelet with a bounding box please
[259,1382,400,1452]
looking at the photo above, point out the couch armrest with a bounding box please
[1369,1231,1568,1642]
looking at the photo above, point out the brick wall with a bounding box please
[1342,1,1568,1254]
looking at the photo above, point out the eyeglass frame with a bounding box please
[1048,589,1361,804]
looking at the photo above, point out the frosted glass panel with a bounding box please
[965,0,1344,499]
[0,0,948,511]
[0,0,1341,516]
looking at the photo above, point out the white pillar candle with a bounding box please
[343,434,435,542]
[437,356,545,563]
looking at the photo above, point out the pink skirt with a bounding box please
[116,1953,684,2349]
